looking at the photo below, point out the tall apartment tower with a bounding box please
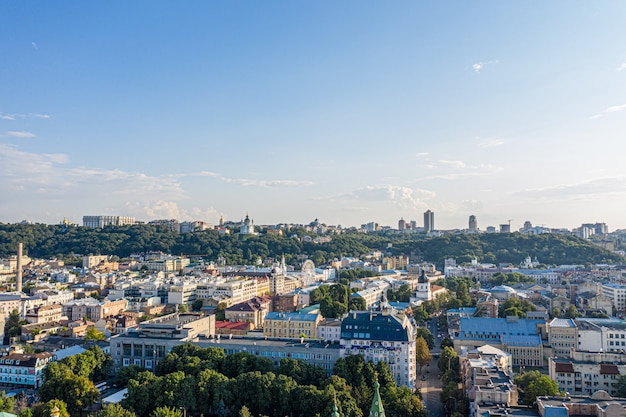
[424,210,434,233]
[398,218,406,231]
[469,215,477,232]
[16,243,23,293]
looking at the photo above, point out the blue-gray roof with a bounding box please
[265,312,320,321]
[457,317,543,341]
[543,406,568,417]
[341,311,409,342]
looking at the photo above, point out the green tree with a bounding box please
[415,328,435,350]
[152,407,183,417]
[85,326,106,341]
[563,305,581,319]
[438,347,459,373]
[514,371,559,405]
[0,391,16,412]
[413,305,429,323]
[349,296,367,311]
[90,404,137,417]
[215,302,227,321]
[4,309,26,342]
[192,299,204,312]
[238,406,252,417]
[115,364,144,388]
[415,337,432,371]
[32,400,70,417]
[613,375,626,398]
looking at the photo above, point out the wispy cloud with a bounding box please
[31,42,38,50]
[472,60,498,74]
[438,159,466,169]
[4,131,36,138]
[415,152,429,157]
[589,104,626,120]
[618,63,626,71]
[0,112,51,121]
[317,185,435,211]
[187,170,314,188]
[477,139,505,148]
[512,176,626,200]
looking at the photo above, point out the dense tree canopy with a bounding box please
[120,344,426,417]
[514,371,560,405]
[0,223,622,268]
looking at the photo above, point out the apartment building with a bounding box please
[0,352,56,388]
[601,284,626,312]
[62,297,128,321]
[263,312,322,339]
[340,305,416,389]
[110,312,215,370]
[548,318,577,357]
[549,351,626,396]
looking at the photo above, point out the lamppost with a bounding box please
[179,407,187,417]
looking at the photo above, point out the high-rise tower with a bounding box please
[469,215,477,232]
[423,210,434,233]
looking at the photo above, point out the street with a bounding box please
[419,317,446,417]
[419,356,444,417]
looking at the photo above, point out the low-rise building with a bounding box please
[26,304,63,324]
[537,392,626,417]
[263,312,322,339]
[317,318,342,342]
[0,352,56,388]
[549,351,626,396]
[454,317,546,367]
[110,312,215,370]
[224,296,271,329]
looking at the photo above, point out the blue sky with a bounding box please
[2,2,626,231]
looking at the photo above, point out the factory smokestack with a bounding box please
[16,243,23,293]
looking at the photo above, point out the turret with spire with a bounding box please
[369,376,386,417]
[331,392,341,417]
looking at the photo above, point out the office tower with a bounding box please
[469,215,477,232]
[398,218,406,231]
[424,210,434,233]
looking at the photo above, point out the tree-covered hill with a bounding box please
[0,223,622,267]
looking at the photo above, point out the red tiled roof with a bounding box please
[555,362,574,373]
[215,321,250,330]
[600,364,620,375]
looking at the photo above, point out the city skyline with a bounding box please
[2,2,626,230]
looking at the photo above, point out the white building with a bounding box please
[83,216,135,228]
[340,304,416,389]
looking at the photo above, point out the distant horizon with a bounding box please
[2,2,626,231]
[1,214,619,234]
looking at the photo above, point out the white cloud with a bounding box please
[589,103,626,120]
[5,131,35,138]
[512,176,626,201]
[318,185,436,211]
[186,170,314,188]
[415,152,429,157]
[31,42,38,50]
[618,63,626,71]
[0,112,50,121]
[438,159,466,169]
[472,60,498,74]
[477,139,505,148]
[0,144,185,200]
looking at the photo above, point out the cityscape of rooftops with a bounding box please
[2,2,626,417]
